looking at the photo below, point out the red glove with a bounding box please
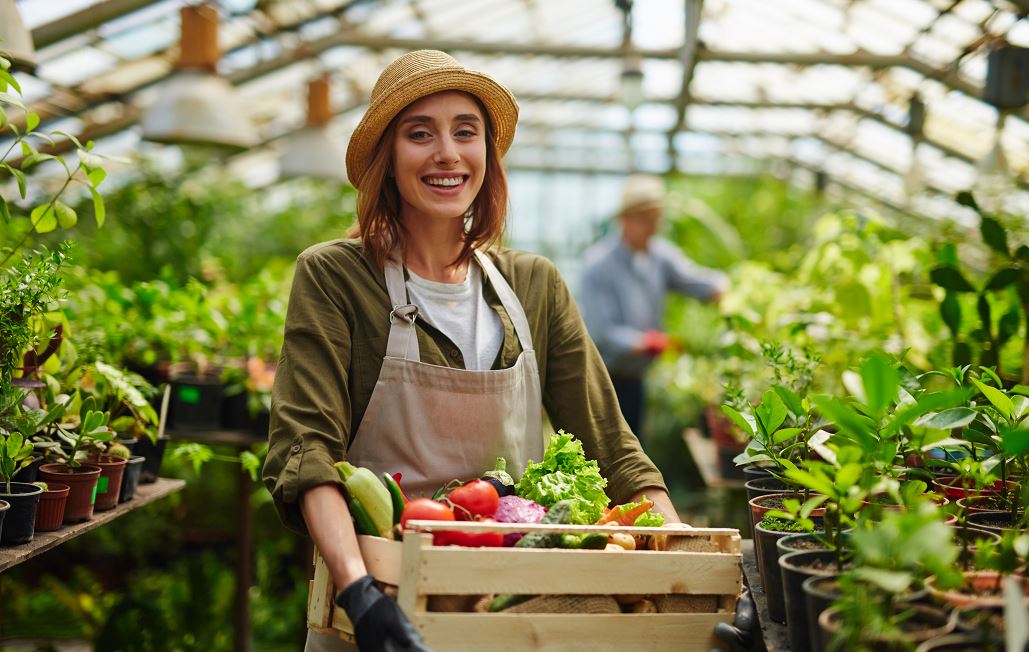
[640,330,670,357]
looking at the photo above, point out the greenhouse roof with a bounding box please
[6,0,1029,224]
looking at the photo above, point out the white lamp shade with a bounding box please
[141,72,257,149]
[0,0,36,70]
[280,126,348,183]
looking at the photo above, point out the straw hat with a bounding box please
[345,50,519,190]
[618,174,666,215]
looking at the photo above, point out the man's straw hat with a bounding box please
[618,174,666,216]
[345,50,519,190]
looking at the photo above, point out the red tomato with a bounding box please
[447,479,500,521]
[436,519,505,548]
[400,498,455,528]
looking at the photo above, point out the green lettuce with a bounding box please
[516,431,609,524]
[632,511,665,527]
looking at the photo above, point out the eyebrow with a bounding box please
[398,114,482,126]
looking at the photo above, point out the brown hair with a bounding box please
[348,94,508,269]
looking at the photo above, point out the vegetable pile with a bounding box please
[335,430,666,550]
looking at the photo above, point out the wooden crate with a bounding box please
[308,521,742,651]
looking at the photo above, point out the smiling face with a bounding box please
[391,91,488,227]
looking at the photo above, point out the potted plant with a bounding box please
[0,430,43,544]
[37,398,111,523]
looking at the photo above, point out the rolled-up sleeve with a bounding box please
[539,260,667,505]
[657,239,728,300]
[263,251,352,535]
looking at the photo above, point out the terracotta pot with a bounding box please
[35,482,70,532]
[86,455,127,511]
[927,571,1029,609]
[38,464,101,523]
[931,476,1019,500]
[749,492,824,529]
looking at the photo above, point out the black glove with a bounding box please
[335,575,433,652]
[712,589,757,652]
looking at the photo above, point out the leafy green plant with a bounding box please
[930,192,1028,383]
[0,430,34,493]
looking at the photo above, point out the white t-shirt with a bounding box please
[406,261,504,371]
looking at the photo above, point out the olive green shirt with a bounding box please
[263,239,667,534]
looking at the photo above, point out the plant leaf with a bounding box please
[756,390,788,437]
[971,378,1014,421]
[940,291,961,336]
[955,191,981,215]
[861,353,899,417]
[55,201,77,229]
[915,407,977,430]
[772,427,803,444]
[980,216,1009,257]
[930,267,976,293]
[986,268,1020,291]
[31,204,57,233]
[852,568,913,593]
[89,185,105,227]
[1002,429,1029,456]
[721,405,755,438]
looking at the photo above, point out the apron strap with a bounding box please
[474,250,534,353]
[383,255,420,360]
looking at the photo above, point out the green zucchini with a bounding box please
[349,496,379,536]
[488,593,533,612]
[382,473,407,526]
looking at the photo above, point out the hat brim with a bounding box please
[345,68,519,190]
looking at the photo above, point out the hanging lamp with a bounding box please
[279,75,348,182]
[0,0,36,71]
[141,4,256,148]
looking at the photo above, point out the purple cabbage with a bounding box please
[493,495,546,546]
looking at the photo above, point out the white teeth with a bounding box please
[425,177,463,187]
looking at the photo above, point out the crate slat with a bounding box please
[417,545,742,595]
[416,612,731,651]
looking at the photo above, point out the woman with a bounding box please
[263,50,680,652]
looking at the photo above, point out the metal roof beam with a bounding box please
[668,0,703,171]
[31,0,162,50]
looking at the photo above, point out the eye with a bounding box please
[455,127,478,138]
[408,129,432,141]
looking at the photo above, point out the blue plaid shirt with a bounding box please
[579,234,727,379]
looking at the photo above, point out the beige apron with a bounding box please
[306,250,545,651]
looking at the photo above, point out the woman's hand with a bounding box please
[630,488,684,525]
[335,576,433,652]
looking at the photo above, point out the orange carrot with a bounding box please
[597,498,654,526]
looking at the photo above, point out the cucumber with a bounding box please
[349,497,379,536]
[382,472,407,526]
[488,593,534,612]
[577,533,609,549]
[515,500,573,549]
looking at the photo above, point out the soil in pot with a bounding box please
[779,550,848,652]
[38,464,101,523]
[35,482,70,532]
[135,436,169,484]
[88,455,127,511]
[965,511,1024,534]
[956,494,1021,514]
[0,482,44,545]
[777,531,839,555]
[819,604,955,650]
[118,457,146,503]
[750,493,824,531]
[949,525,1002,568]
[756,519,823,624]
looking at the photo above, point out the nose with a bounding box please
[433,134,459,166]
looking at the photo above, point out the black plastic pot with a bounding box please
[743,464,774,481]
[220,391,250,430]
[744,475,795,503]
[0,482,44,545]
[12,455,44,483]
[250,410,270,439]
[118,456,146,503]
[135,435,170,484]
[0,500,8,541]
[169,373,223,431]
[802,574,840,652]
[756,522,822,624]
[779,550,842,652]
[965,511,1024,535]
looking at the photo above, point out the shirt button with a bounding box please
[449,348,460,359]
[291,444,302,454]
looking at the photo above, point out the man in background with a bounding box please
[580,175,728,439]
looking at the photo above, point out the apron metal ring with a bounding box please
[389,304,418,325]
